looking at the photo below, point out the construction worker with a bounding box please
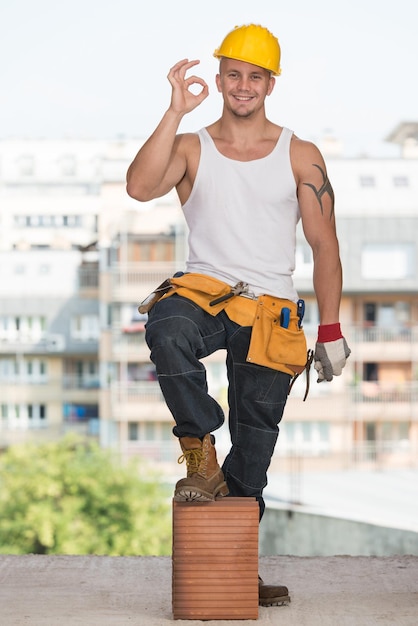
[126,24,350,606]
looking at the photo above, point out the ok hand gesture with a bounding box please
[167,59,209,115]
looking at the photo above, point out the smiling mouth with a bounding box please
[234,95,254,101]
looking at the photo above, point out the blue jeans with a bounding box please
[145,294,290,517]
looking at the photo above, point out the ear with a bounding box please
[215,73,222,93]
[267,76,276,96]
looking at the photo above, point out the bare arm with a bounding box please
[126,59,209,201]
[292,139,342,325]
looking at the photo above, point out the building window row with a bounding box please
[359,175,410,188]
[0,316,46,341]
[128,421,173,442]
[0,358,47,382]
[1,403,46,428]
[14,214,83,228]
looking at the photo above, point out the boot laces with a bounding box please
[177,448,203,475]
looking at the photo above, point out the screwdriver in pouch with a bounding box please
[280,307,290,328]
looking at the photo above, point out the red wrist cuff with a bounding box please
[318,323,343,342]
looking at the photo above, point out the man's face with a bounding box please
[216,57,275,118]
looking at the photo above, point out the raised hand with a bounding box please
[167,59,209,115]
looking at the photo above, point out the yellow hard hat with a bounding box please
[213,24,281,76]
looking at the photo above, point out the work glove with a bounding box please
[314,323,351,382]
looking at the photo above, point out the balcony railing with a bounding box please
[353,325,417,343]
[111,262,178,288]
[78,265,99,289]
[62,376,100,390]
[110,381,163,403]
[350,439,414,464]
[351,381,418,403]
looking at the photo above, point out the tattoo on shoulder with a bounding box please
[303,164,335,219]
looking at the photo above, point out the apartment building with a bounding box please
[0,138,136,447]
[1,125,417,471]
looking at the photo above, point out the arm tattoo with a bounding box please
[303,164,335,219]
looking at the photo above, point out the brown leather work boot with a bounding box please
[258,576,291,606]
[174,434,229,501]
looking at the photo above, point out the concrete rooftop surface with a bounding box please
[1,554,417,625]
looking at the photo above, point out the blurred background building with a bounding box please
[0,123,417,478]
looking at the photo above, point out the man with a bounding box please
[126,24,350,606]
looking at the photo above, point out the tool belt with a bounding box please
[139,273,312,398]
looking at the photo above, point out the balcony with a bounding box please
[62,375,100,390]
[350,381,418,420]
[109,381,169,421]
[78,263,99,296]
[351,381,418,403]
[111,262,177,302]
[111,325,150,360]
[352,325,418,361]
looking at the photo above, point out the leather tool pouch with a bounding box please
[246,295,307,376]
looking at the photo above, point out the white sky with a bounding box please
[1,0,417,156]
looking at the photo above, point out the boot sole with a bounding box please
[259,595,291,607]
[174,482,229,502]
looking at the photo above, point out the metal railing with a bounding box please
[352,325,418,343]
[351,381,418,403]
[78,265,99,289]
[111,262,178,288]
[110,381,163,403]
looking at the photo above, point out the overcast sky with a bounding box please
[1,0,416,156]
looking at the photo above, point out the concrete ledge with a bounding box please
[1,555,417,625]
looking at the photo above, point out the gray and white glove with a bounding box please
[314,324,351,382]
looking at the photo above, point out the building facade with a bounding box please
[0,126,417,470]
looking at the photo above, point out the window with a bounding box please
[360,176,375,187]
[361,243,416,279]
[59,155,76,176]
[381,422,409,441]
[364,302,376,324]
[393,176,409,187]
[128,422,139,441]
[63,403,98,422]
[18,155,35,176]
[281,421,330,455]
[0,403,46,428]
[364,363,378,381]
[161,423,173,440]
[40,215,52,227]
[144,422,156,441]
[71,315,99,340]
[14,215,26,227]
[295,241,313,278]
[0,316,45,342]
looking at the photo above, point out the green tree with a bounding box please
[0,435,172,555]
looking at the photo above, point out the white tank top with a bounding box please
[182,127,300,301]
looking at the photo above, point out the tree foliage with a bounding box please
[0,435,172,555]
